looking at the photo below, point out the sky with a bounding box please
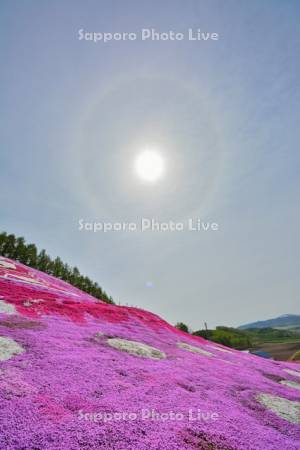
[1,0,300,330]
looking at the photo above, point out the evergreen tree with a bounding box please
[0,232,8,253]
[2,234,16,258]
[52,256,64,278]
[26,244,38,268]
[37,249,51,272]
[70,267,80,285]
[15,237,27,263]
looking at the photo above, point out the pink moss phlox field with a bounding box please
[0,257,299,450]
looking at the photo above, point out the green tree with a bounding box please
[52,256,64,278]
[175,322,189,333]
[0,232,8,253]
[37,249,51,272]
[15,237,27,263]
[26,244,38,268]
[2,234,16,258]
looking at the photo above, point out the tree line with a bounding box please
[175,322,252,350]
[175,322,300,350]
[193,326,252,350]
[0,232,114,304]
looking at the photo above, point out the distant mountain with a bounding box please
[238,314,300,330]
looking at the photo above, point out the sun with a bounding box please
[134,150,165,183]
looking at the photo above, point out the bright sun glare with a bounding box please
[134,150,165,183]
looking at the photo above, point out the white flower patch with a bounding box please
[23,299,43,307]
[0,259,16,270]
[9,275,43,285]
[284,369,300,378]
[0,300,16,315]
[207,345,233,354]
[257,393,300,424]
[220,359,236,365]
[0,336,24,361]
[107,338,166,360]
[177,342,214,357]
[280,380,300,391]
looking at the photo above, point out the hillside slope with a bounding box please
[0,256,299,450]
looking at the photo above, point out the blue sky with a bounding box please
[1,1,300,329]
